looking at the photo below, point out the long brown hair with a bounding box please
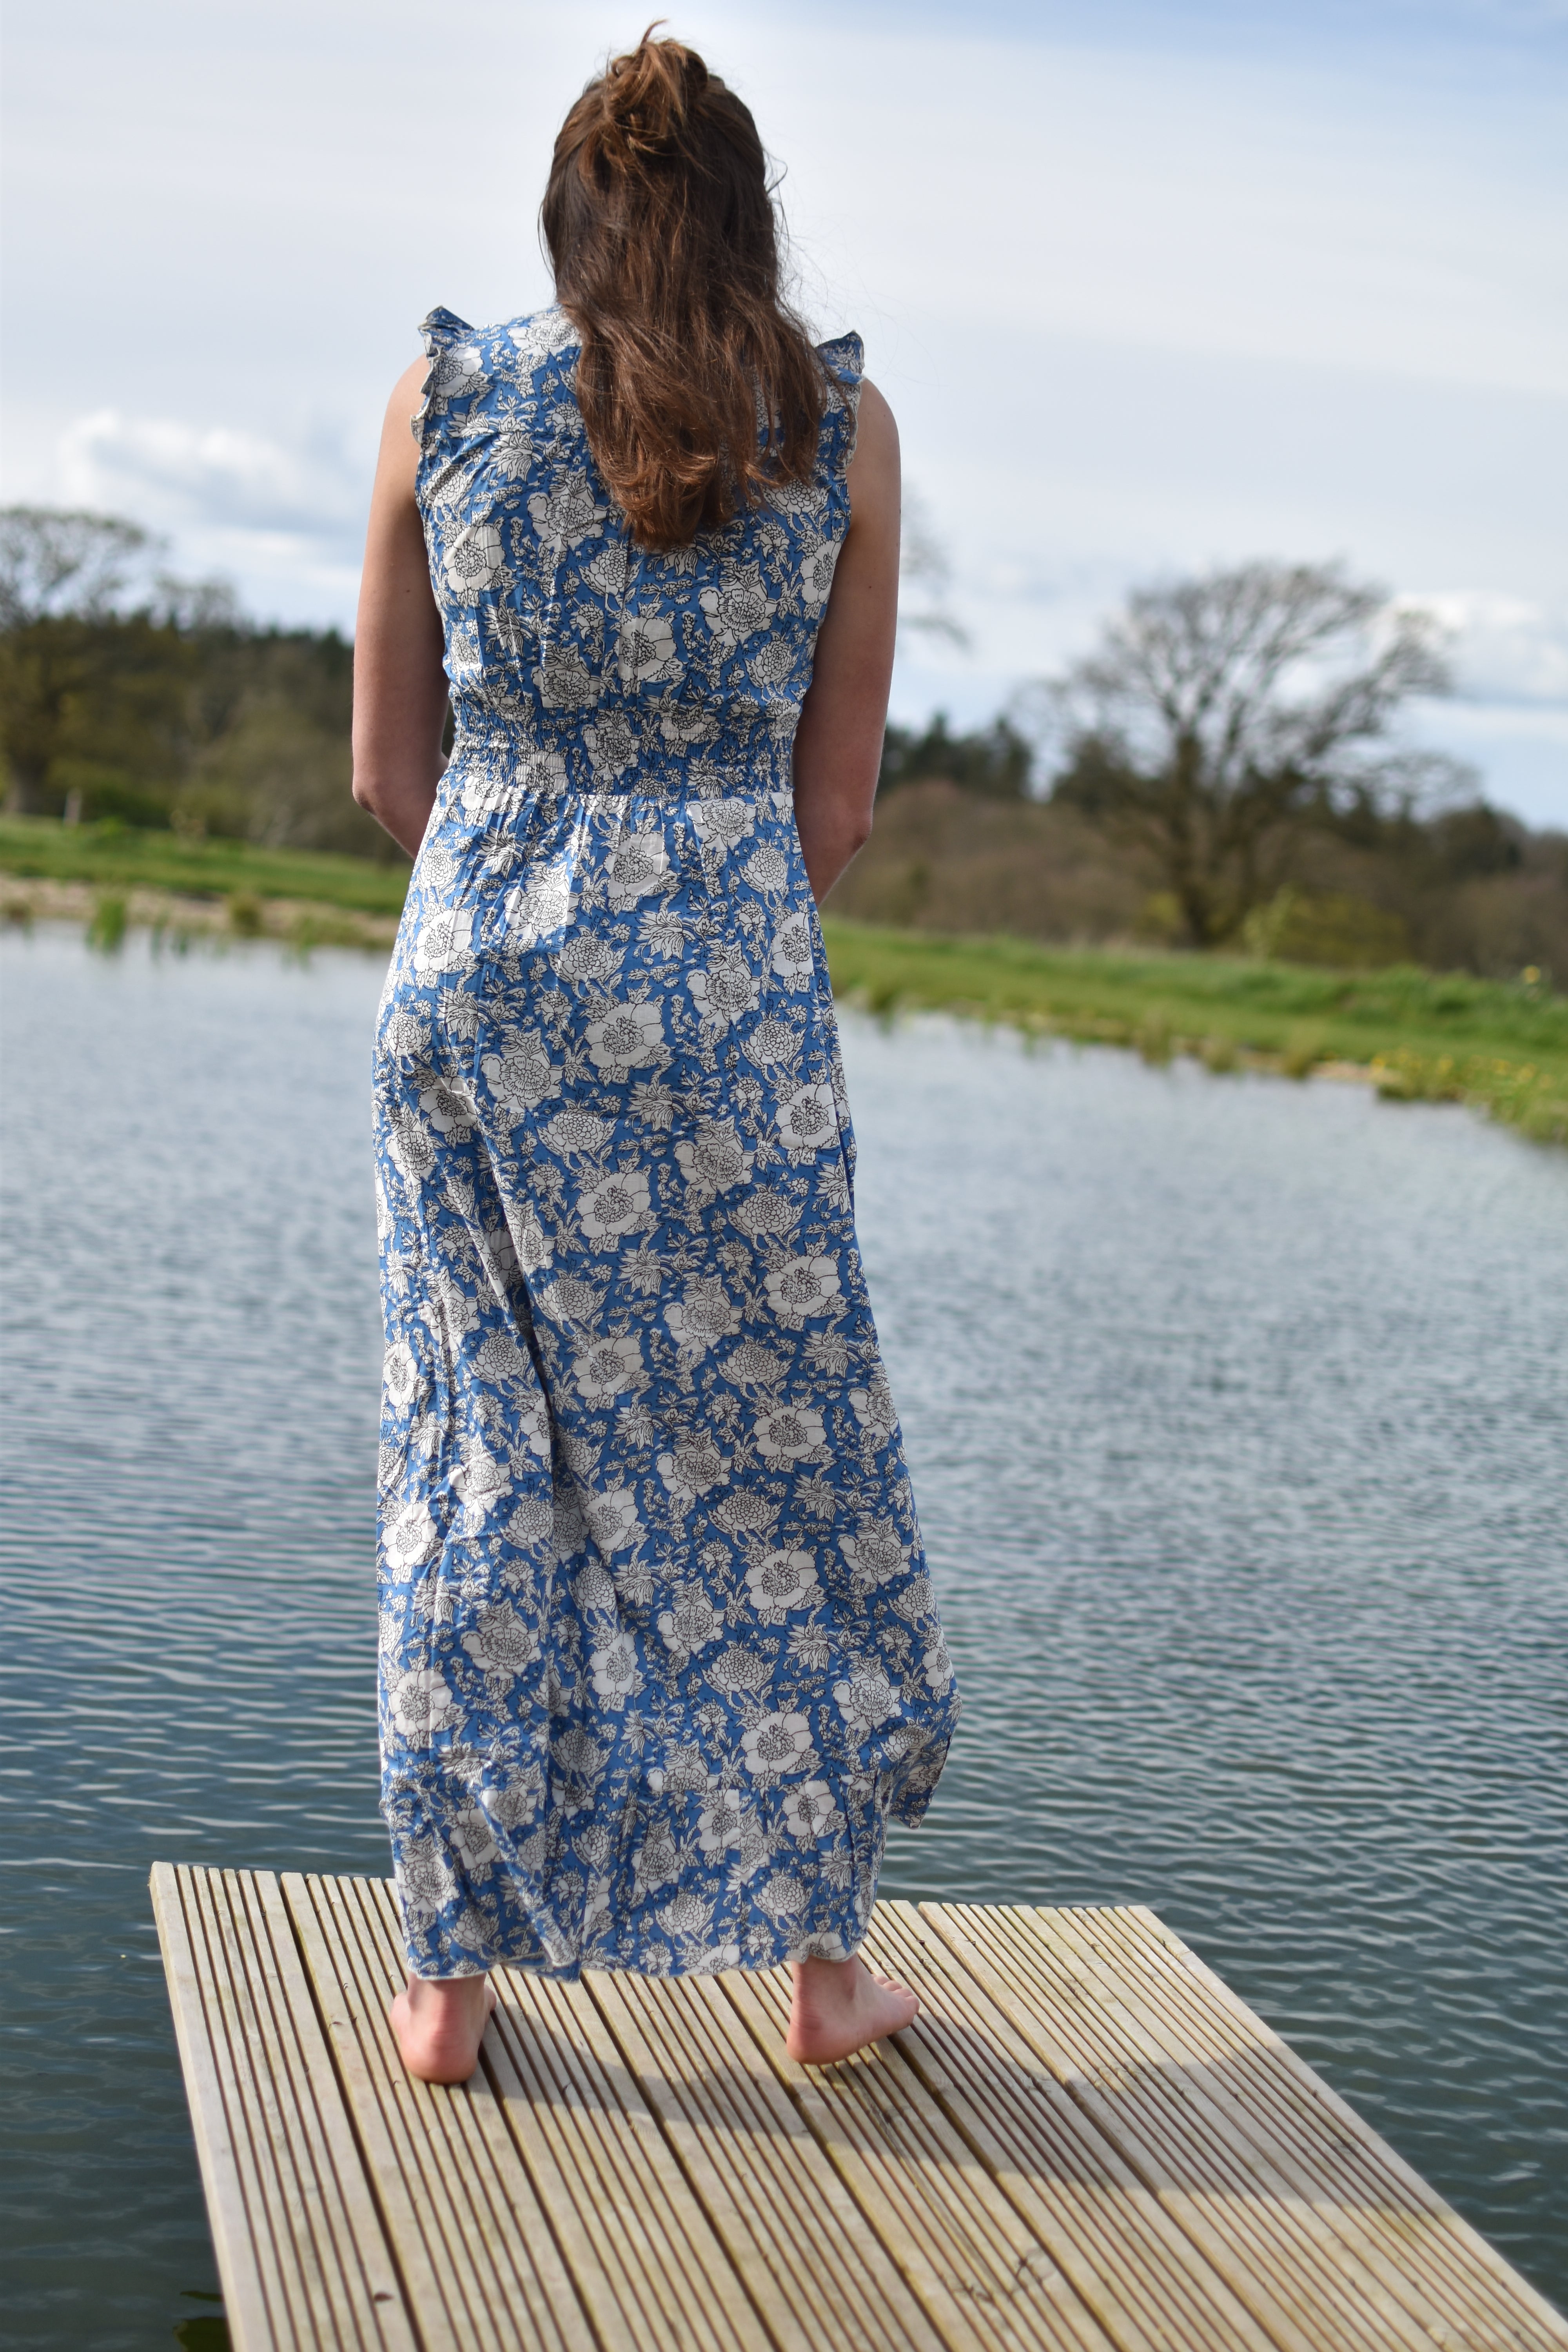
[541,32,829,550]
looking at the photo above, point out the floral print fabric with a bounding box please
[375,304,957,1980]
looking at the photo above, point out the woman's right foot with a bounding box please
[786,1955,920,2064]
[388,1972,495,2083]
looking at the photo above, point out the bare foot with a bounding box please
[388,1972,495,2084]
[786,1955,920,2064]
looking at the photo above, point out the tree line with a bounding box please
[3,508,1561,975]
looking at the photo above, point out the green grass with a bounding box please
[821,920,1568,1145]
[0,813,410,915]
[4,818,1563,1143]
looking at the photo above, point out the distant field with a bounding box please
[0,813,410,915]
[4,817,1563,1143]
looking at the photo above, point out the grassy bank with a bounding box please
[824,922,1568,1145]
[4,817,1563,1143]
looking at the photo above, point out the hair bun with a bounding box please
[601,28,708,157]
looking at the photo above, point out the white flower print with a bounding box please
[583,708,640,778]
[605,830,670,909]
[463,1603,541,1677]
[771,913,815,987]
[688,800,754,853]
[481,1030,559,1116]
[449,1806,499,1868]
[664,1274,741,1355]
[697,1789,742,1856]
[658,704,720,751]
[848,1372,898,1440]
[763,1254,841,1327]
[673,1119,753,1203]
[413,908,475,976]
[800,539,839,611]
[506,1202,552,1275]
[782,1780,844,1842]
[688,949,761,1033]
[730,1187,800,1240]
[557,935,622,985]
[572,1331,642,1405]
[528,470,607,555]
[585,999,665,1079]
[383,1340,421,1409]
[505,862,574,948]
[699,560,777,644]
[740,1711,816,1781]
[419,1077,479,1140]
[442,521,505,604]
[386,1499,440,1568]
[658,1582,724,1657]
[922,1635,955,1695]
[840,1520,909,1593]
[834,1662,901,1735]
[583,1486,640,1555]
[577,1166,651,1244]
[615,610,683,691]
[775,1080,838,1161]
[532,644,600,710]
[453,1445,510,1517]
[745,1548,820,1623]
[588,1631,641,1707]
[543,1107,615,1160]
[745,1014,800,1071]
[390,1668,463,1743]
[656,1432,729,1501]
[742,843,790,895]
[753,1404,827,1466]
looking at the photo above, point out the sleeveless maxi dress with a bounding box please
[374,305,958,1980]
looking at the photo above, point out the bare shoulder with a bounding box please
[372,354,432,498]
[846,377,899,519]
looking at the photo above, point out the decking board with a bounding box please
[151,1865,1568,2352]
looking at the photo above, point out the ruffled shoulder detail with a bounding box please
[815,330,864,476]
[410,306,478,444]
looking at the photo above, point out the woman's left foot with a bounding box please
[786,1955,920,2064]
[388,1972,495,2083]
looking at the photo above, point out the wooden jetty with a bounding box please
[152,1863,1566,2352]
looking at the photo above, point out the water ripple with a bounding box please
[2,929,1565,2344]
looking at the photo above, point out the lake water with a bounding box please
[2,920,1565,2348]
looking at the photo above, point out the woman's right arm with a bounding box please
[351,358,450,859]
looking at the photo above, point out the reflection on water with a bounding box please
[2,924,1564,2345]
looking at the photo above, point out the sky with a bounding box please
[4,0,1566,823]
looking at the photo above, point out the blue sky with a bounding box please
[3,0,1565,821]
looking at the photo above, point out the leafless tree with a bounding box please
[1024,560,1470,946]
[0,507,153,630]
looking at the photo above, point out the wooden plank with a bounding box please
[588,1964,941,2352]
[863,1899,1274,2352]
[720,1958,1119,2352]
[283,1871,592,2352]
[150,1866,416,2352]
[1088,1907,1568,2352]
[157,1871,1565,2352]
[489,1967,754,2352]
[152,1864,281,2352]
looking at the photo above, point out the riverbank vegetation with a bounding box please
[4,510,1565,1140]
[4,816,1563,1144]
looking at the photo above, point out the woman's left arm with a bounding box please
[790,378,901,904]
[351,358,450,859]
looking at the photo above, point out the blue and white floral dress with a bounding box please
[374,304,958,1980]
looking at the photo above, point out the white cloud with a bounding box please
[1393,593,1568,706]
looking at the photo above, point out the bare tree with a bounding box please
[897,489,969,652]
[1025,560,1468,946]
[0,507,153,630]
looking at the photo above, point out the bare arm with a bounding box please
[791,379,900,904]
[351,358,450,859]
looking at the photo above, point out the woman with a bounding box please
[352,31,958,2084]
